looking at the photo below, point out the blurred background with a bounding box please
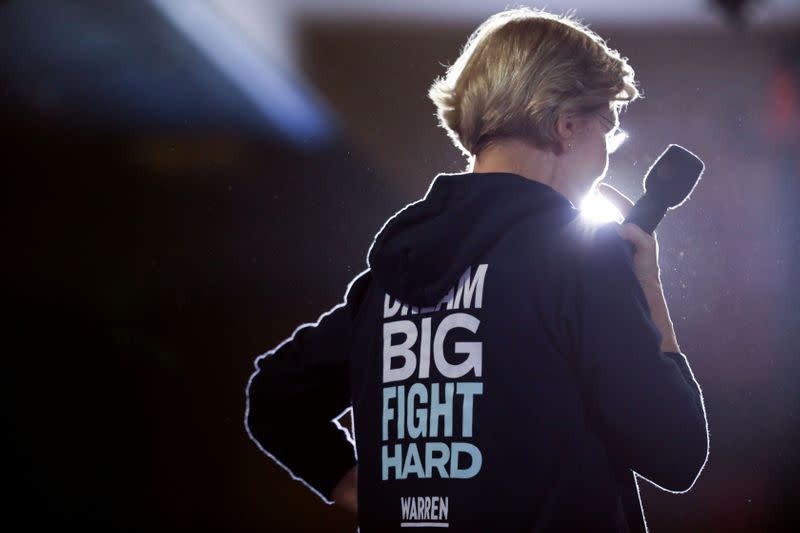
[3,0,799,531]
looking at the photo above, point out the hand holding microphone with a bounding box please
[597,183,661,285]
[597,144,705,284]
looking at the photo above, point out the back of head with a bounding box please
[428,7,641,160]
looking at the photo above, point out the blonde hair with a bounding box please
[428,7,641,159]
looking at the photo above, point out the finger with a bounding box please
[615,222,656,252]
[597,183,634,218]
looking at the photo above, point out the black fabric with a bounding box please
[245,171,709,532]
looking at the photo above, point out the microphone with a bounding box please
[623,144,705,239]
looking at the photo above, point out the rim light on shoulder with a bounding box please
[580,189,624,224]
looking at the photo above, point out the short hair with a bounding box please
[427,7,641,159]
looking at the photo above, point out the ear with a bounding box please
[554,110,576,153]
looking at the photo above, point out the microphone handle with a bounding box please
[621,193,668,255]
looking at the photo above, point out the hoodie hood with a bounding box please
[367,171,578,308]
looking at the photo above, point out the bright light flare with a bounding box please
[580,189,624,224]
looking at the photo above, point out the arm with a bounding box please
[244,269,371,505]
[639,277,681,354]
[597,182,681,355]
[568,224,708,492]
[331,464,358,514]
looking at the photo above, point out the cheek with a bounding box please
[578,145,607,183]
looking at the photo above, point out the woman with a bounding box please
[247,7,708,532]
[426,7,681,355]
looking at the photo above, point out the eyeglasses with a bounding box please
[594,111,628,153]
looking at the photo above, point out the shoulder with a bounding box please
[560,220,637,283]
[343,268,373,314]
[587,222,634,267]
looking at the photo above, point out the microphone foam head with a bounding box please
[644,144,705,209]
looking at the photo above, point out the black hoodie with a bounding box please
[245,171,709,532]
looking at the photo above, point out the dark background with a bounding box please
[3,1,799,531]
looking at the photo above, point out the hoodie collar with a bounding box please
[367,171,578,307]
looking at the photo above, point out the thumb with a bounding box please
[597,182,634,219]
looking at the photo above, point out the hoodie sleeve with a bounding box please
[567,224,709,493]
[244,269,371,504]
